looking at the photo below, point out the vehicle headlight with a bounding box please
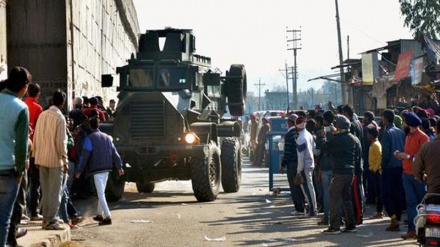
[184,133,199,144]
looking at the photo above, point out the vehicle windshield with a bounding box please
[157,67,187,88]
[128,68,154,88]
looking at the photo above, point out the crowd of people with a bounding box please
[0,67,123,247]
[274,102,440,239]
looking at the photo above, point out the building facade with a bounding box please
[6,0,139,109]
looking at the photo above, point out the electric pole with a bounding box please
[335,0,346,105]
[287,27,301,110]
[254,78,265,111]
[279,62,294,111]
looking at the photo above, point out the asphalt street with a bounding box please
[68,157,419,247]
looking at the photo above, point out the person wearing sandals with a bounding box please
[75,111,124,225]
[33,90,69,230]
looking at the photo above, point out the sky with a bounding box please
[132,0,413,95]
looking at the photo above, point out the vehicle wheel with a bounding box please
[226,64,247,116]
[191,142,221,202]
[105,169,125,202]
[136,181,156,193]
[221,137,241,193]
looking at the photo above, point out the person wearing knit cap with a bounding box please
[295,116,318,217]
[396,112,429,239]
[322,114,360,234]
[280,114,306,216]
[394,115,403,128]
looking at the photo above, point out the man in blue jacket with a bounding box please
[75,111,124,225]
[380,109,406,231]
[280,114,305,216]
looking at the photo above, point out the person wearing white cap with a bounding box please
[295,116,317,217]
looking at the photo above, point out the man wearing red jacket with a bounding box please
[24,83,43,221]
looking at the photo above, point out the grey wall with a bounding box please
[6,0,139,109]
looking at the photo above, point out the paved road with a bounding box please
[69,158,419,247]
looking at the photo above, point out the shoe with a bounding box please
[317,220,329,226]
[15,227,28,239]
[290,210,305,216]
[386,219,400,231]
[401,230,416,240]
[67,222,79,229]
[342,226,357,233]
[44,222,66,230]
[93,215,104,222]
[323,227,341,235]
[21,214,30,221]
[71,216,84,225]
[31,214,43,221]
[98,217,112,226]
[370,213,384,219]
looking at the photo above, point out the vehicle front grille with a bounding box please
[130,101,165,140]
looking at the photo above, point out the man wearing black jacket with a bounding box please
[280,114,305,216]
[323,114,361,235]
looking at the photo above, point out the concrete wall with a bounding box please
[7,0,68,106]
[0,0,6,80]
[7,0,139,109]
[68,0,139,108]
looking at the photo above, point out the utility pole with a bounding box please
[254,78,265,111]
[279,62,294,111]
[335,0,346,105]
[287,27,301,110]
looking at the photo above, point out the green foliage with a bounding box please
[399,0,440,39]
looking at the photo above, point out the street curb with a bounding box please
[18,224,71,247]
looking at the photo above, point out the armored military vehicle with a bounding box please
[102,28,246,202]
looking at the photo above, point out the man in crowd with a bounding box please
[75,111,124,225]
[366,125,383,219]
[396,112,429,239]
[280,114,305,216]
[24,83,43,222]
[33,90,68,230]
[106,99,116,121]
[413,119,440,194]
[381,109,406,231]
[342,104,364,225]
[0,67,30,246]
[249,114,258,165]
[69,97,84,130]
[315,110,335,225]
[362,111,377,204]
[295,116,317,217]
[323,115,360,235]
[255,117,270,167]
[83,97,106,122]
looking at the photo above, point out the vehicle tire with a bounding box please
[221,137,242,193]
[105,169,125,202]
[136,181,156,193]
[226,64,247,116]
[191,142,221,202]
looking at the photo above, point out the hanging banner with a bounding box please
[362,52,379,86]
[424,36,440,64]
[393,50,413,81]
[411,57,424,85]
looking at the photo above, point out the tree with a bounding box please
[399,0,440,39]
